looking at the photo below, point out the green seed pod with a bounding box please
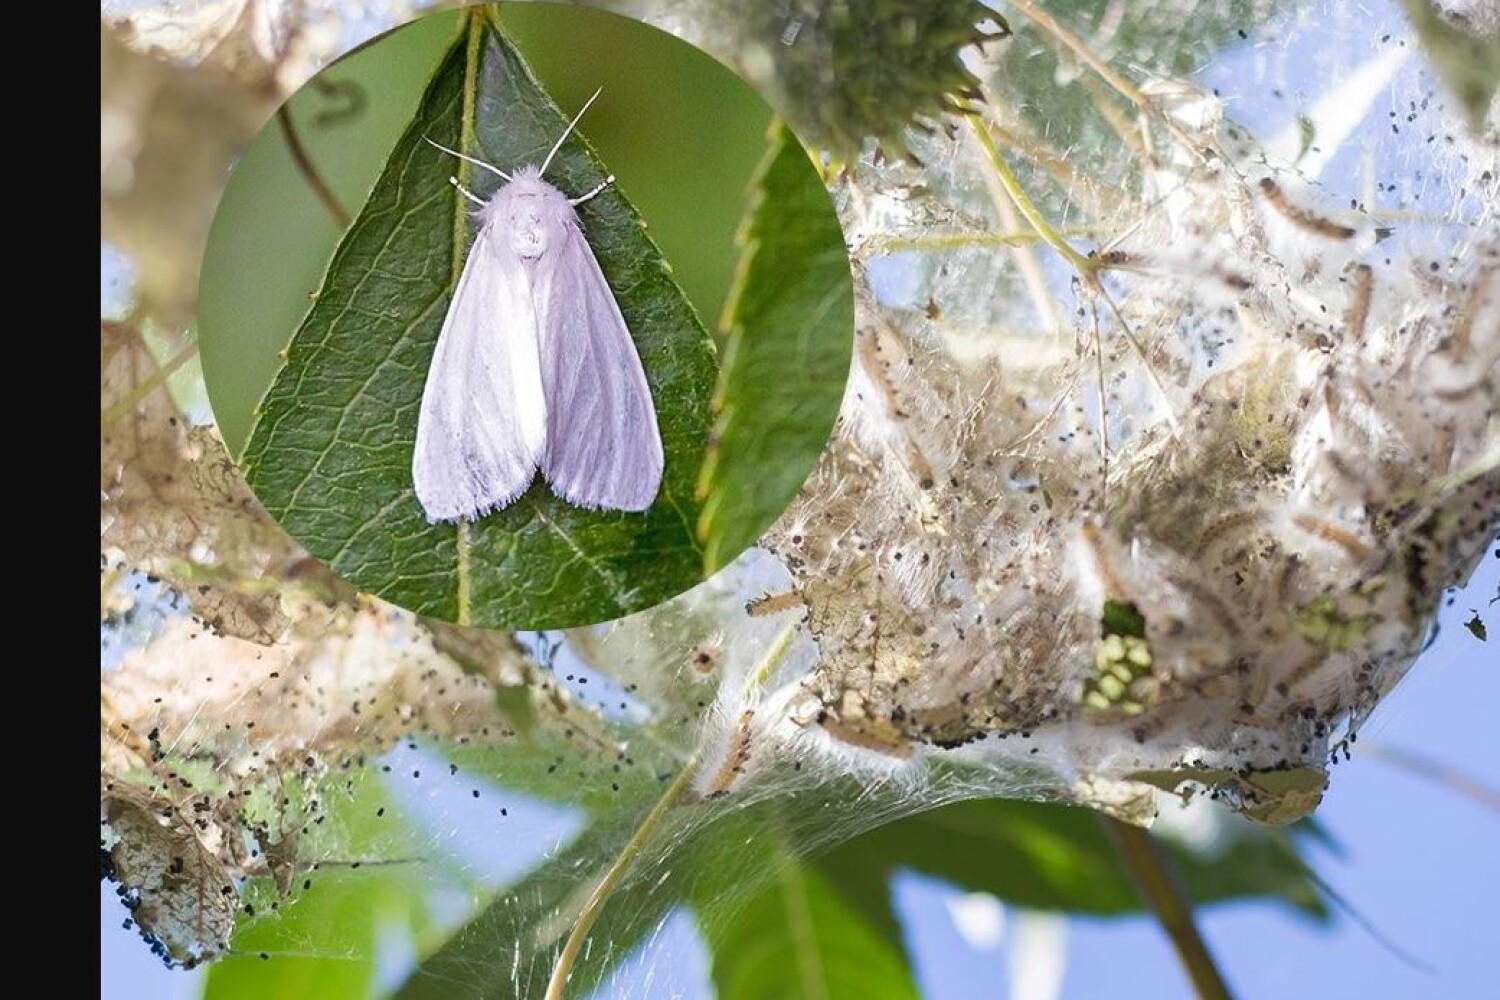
[715,0,1008,164]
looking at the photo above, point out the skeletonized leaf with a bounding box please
[101,323,295,643]
[101,600,604,776]
[101,782,239,969]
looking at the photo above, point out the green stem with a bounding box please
[1362,741,1500,815]
[544,760,699,1000]
[1102,816,1234,1000]
[542,622,799,997]
[964,108,1096,276]
[1008,0,1149,108]
[863,229,1092,254]
[451,12,484,626]
[744,622,798,694]
[277,106,350,227]
[100,336,199,430]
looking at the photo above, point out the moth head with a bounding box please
[494,171,569,260]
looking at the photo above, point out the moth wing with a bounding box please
[412,226,546,522]
[536,212,664,512]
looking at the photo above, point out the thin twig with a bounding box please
[862,230,1053,254]
[963,105,1096,276]
[100,336,199,430]
[544,761,699,1000]
[1265,832,1434,973]
[1079,72,1150,160]
[1008,0,1149,108]
[980,150,1063,332]
[986,118,1129,217]
[1102,816,1234,1000]
[1094,283,1182,434]
[1087,296,1110,487]
[277,106,350,228]
[1008,0,1210,167]
[1360,742,1500,816]
[542,625,799,997]
[308,77,366,128]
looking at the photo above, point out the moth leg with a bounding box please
[448,176,485,207]
[570,174,615,207]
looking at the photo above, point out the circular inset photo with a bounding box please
[201,2,853,630]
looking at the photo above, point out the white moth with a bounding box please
[412,89,664,523]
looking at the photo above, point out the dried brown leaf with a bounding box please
[101,598,610,776]
[101,322,297,643]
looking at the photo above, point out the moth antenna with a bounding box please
[449,176,485,207]
[540,87,603,177]
[424,136,512,182]
[569,174,615,207]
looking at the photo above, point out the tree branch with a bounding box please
[1102,815,1234,1000]
[277,106,350,228]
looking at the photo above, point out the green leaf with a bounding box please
[442,720,682,815]
[1101,599,1147,639]
[687,803,921,999]
[1402,0,1500,132]
[391,743,710,1000]
[697,122,854,572]
[241,9,718,629]
[203,778,427,1000]
[203,876,383,999]
[392,784,1325,1000]
[986,1,1288,209]
[825,797,1328,918]
[200,11,461,455]
[704,861,922,1000]
[390,817,683,1000]
[391,789,780,1000]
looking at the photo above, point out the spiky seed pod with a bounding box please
[714,0,1006,164]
